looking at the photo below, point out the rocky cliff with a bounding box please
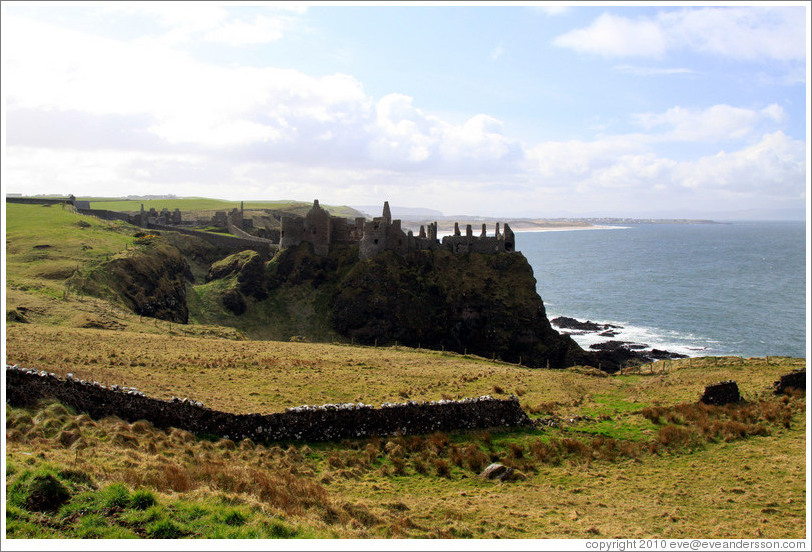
[78,241,193,324]
[329,248,581,368]
[200,244,597,369]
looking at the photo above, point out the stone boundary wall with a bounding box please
[75,208,133,223]
[5,366,531,443]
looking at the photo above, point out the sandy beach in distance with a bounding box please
[510,224,626,233]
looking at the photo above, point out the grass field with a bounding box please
[82,197,363,218]
[4,325,807,538]
[4,200,808,540]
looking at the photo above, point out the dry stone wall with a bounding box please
[5,365,531,443]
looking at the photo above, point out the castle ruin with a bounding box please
[280,200,515,260]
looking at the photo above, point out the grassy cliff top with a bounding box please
[80,197,365,219]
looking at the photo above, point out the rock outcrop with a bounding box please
[82,243,193,323]
[330,248,582,369]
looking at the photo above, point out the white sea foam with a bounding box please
[552,316,723,358]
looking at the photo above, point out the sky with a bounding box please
[1,1,809,219]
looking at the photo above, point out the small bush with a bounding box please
[508,442,524,459]
[223,509,247,526]
[130,489,157,510]
[103,483,132,510]
[267,518,297,538]
[433,459,451,478]
[657,425,698,448]
[561,438,589,459]
[391,457,407,475]
[22,472,71,512]
[147,518,183,538]
[162,464,194,492]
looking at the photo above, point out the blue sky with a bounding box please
[2,2,808,218]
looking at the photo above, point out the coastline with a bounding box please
[511,224,627,233]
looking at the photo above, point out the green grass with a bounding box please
[84,197,364,218]
[5,365,806,539]
[5,466,315,539]
[5,203,136,298]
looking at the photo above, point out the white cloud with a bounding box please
[554,7,807,61]
[674,132,806,196]
[631,104,786,142]
[534,5,570,17]
[2,10,806,217]
[613,65,694,76]
[204,15,290,45]
[661,7,806,62]
[554,12,667,57]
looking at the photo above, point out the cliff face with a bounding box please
[82,243,193,324]
[328,248,582,368]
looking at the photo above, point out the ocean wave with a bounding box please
[552,316,724,358]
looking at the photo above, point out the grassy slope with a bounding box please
[4,201,808,539]
[84,197,364,218]
[5,203,135,299]
[4,326,807,538]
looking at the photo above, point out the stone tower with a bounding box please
[303,199,331,256]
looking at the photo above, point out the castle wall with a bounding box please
[279,216,304,250]
[303,200,331,256]
[75,208,133,223]
[147,222,276,256]
[6,365,531,444]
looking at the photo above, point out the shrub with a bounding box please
[103,483,132,510]
[391,457,407,475]
[427,432,449,453]
[461,445,488,472]
[223,509,247,526]
[267,518,297,538]
[147,518,183,538]
[433,459,451,478]
[130,489,157,510]
[657,425,698,448]
[22,472,71,512]
[561,438,589,459]
[162,463,194,492]
[508,442,525,459]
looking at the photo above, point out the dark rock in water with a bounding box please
[700,380,741,405]
[598,330,619,337]
[589,340,633,351]
[552,316,623,332]
[552,317,605,332]
[774,370,806,395]
[649,349,687,360]
[627,344,648,350]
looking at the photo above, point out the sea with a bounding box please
[517,221,808,359]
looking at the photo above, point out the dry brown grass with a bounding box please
[6,379,806,539]
[7,323,804,417]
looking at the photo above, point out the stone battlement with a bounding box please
[281,200,516,259]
